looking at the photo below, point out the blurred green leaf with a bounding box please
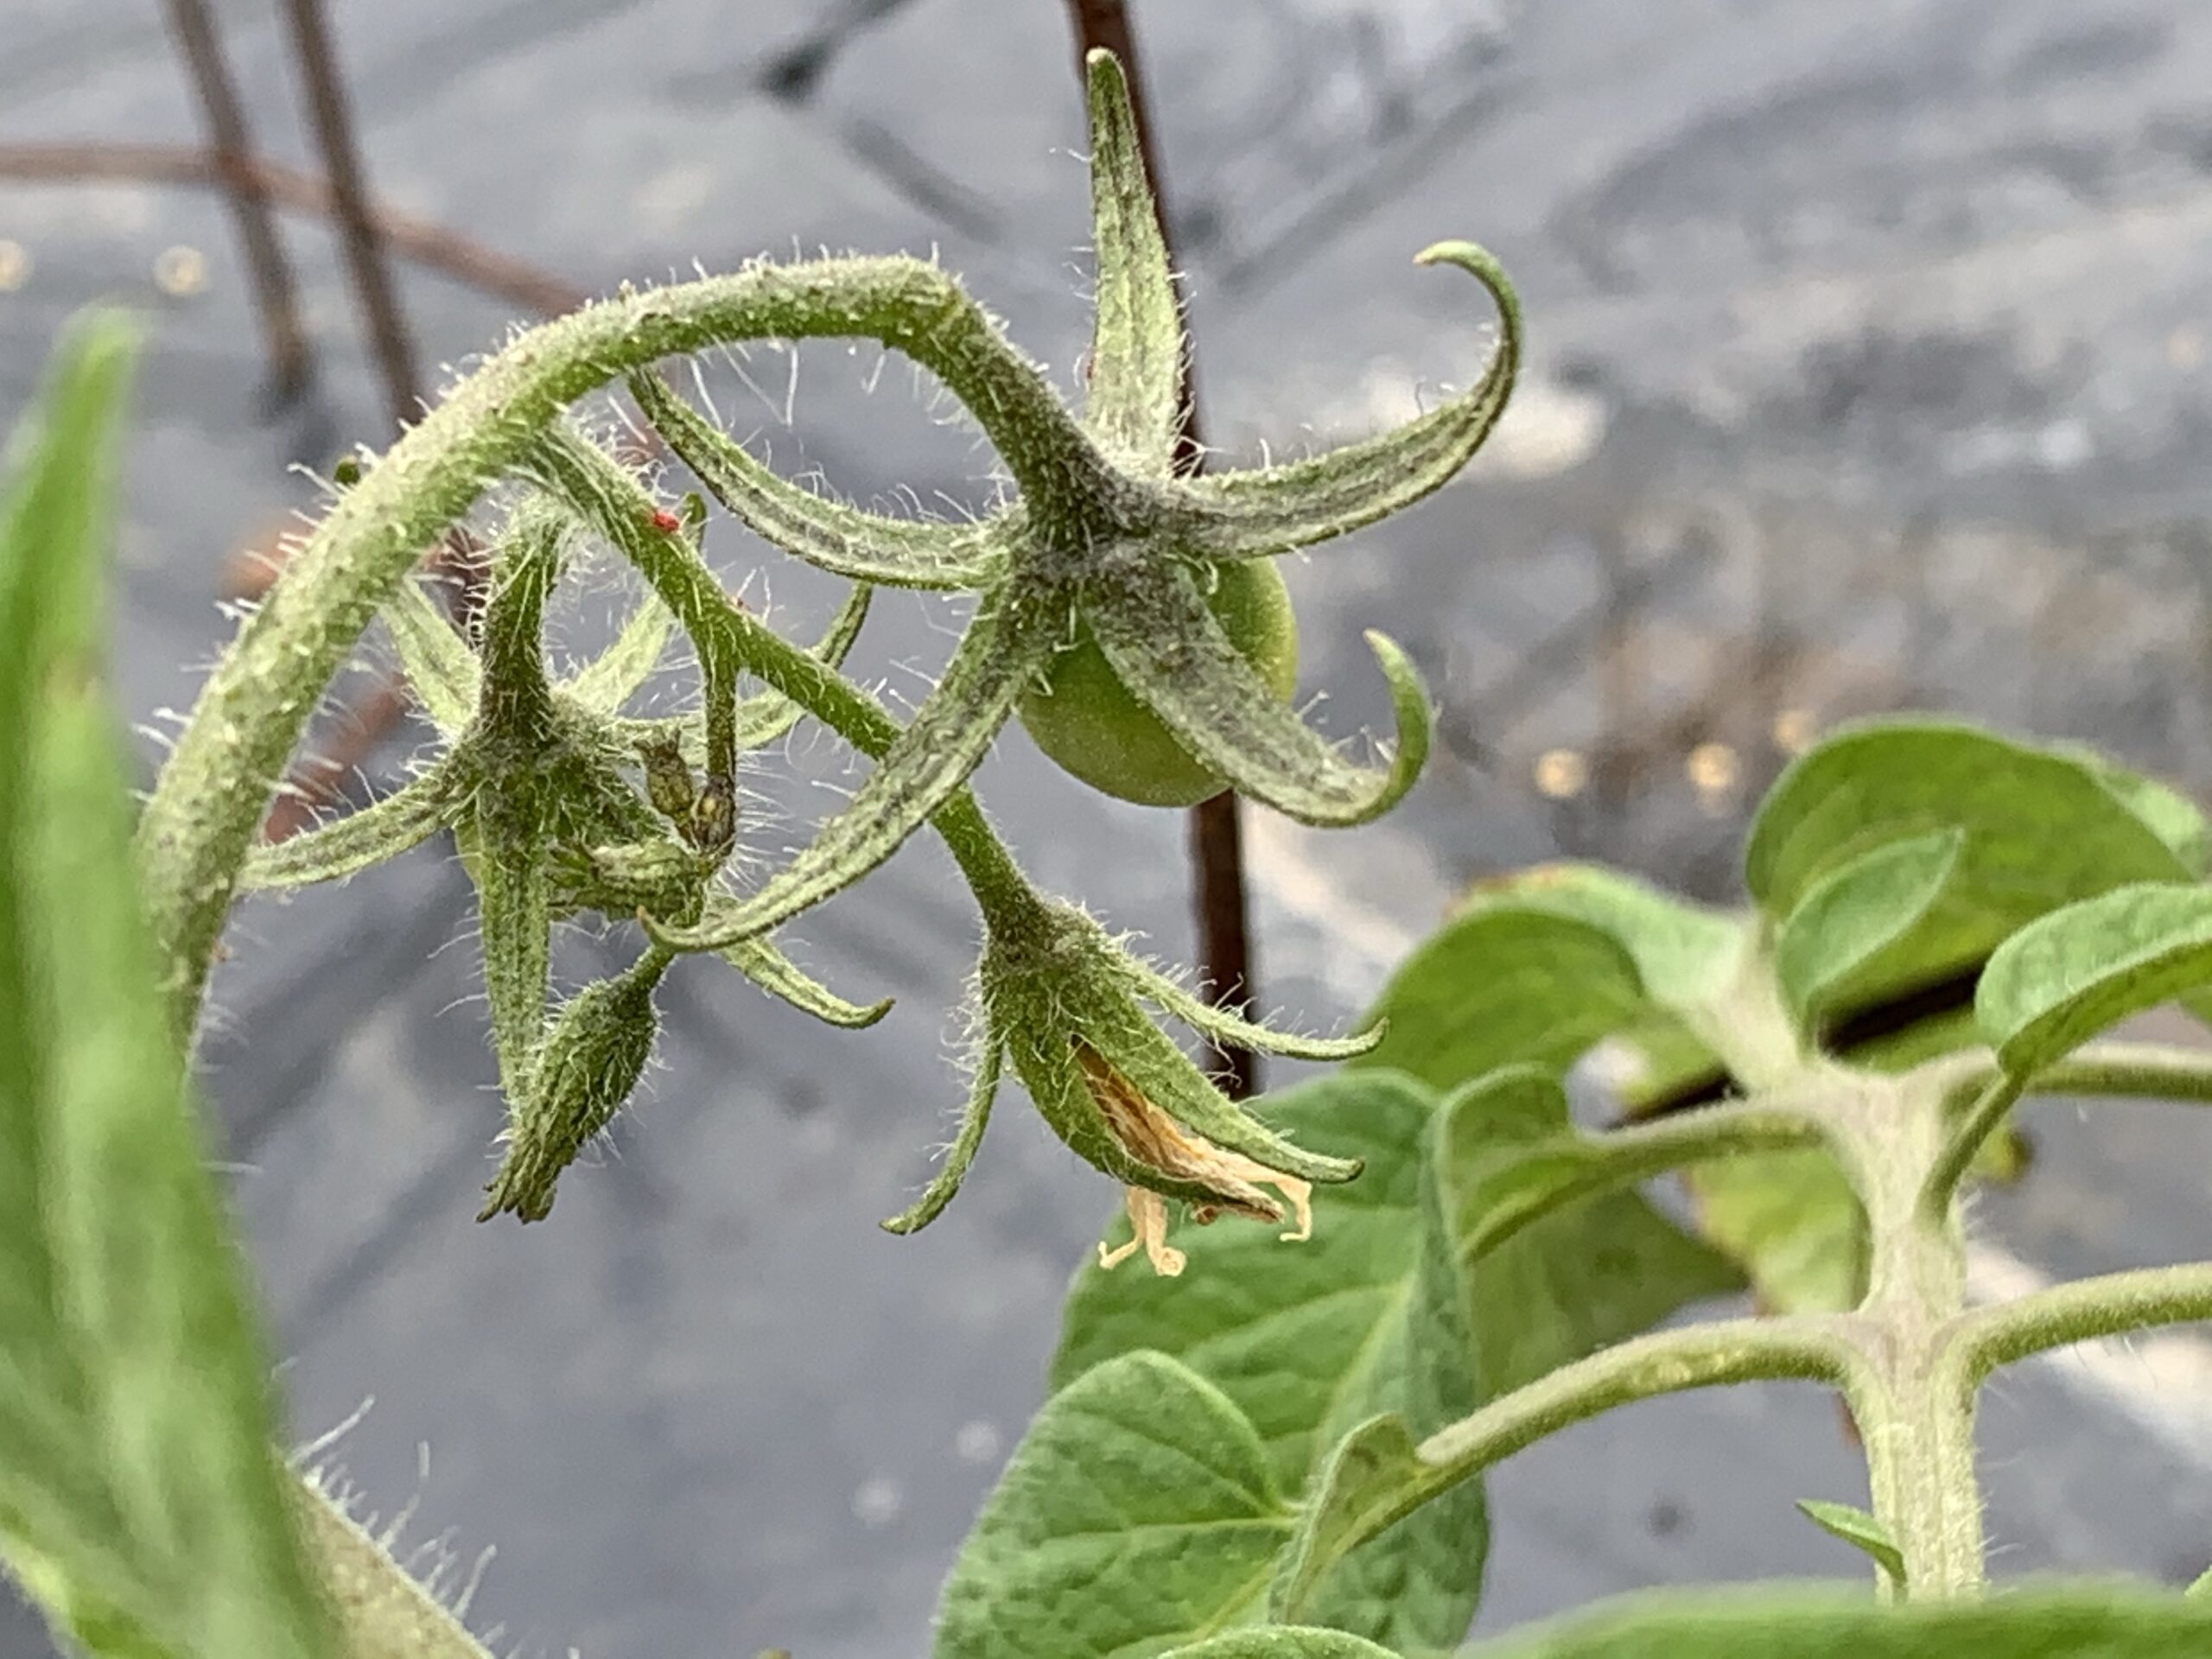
[1358,906,1648,1090]
[0,318,337,1658]
[1271,1068,1744,1627]
[1053,1072,1484,1652]
[1269,1415,1428,1632]
[1466,1584,2212,1657]
[1794,1500,1903,1586]
[1774,830,1961,1031]
[1442,1069,1743,1394]
[2064,747,2212,876]
[1362,867,1746,1095]
[1166,1631,1400,1659]
[1461,865,1745,1013]
[1977,884,2212,1077]
[931,1351,1294,1659]
[1684,1150,1865,1314]
[1745,721,2193,1011]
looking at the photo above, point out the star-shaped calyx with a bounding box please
[240,488,888,1219]
[880,887,1382,1275]
[623,48,1521,959]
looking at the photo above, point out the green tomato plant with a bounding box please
[6,43,2212,1659]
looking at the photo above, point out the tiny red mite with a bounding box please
[650,507,682,533]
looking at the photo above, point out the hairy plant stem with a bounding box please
[1948,1040,2212,1109]
[1948,1262,2212,1382]
[1825,1072,1985,1599]
[138,259,1101,1038]
[1457,1097,1821,1262]
[1687,978,1990,1597]
[1414,1316,1860,1515]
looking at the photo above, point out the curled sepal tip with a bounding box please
[480,949,670,1223]
[880,1033,1002,1235]
[714,928,893,1030]
[1091,566,1431,826]
[1181,238,1520,560]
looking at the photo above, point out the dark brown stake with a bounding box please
[278,0,423,431]
[160,0,315,405]
[1061,0,1259,1097]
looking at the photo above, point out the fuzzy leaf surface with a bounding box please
[931,1351,1294,1659]
[1746,721,2193,1011]
[1977,883,2212,1076]
[1165,1632,1401,1659]
[1773,830,1961,1030]
[1441,1070,1744,1396]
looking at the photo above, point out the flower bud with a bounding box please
[480,952,667,1223]
[637,733,696,824]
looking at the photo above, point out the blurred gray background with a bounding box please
[7,0,2212,1653]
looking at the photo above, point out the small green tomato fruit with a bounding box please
[1016,559,1298,807]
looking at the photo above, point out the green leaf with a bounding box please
[1090,566,1430,828]
[1684,1150,1865,1314]
[0,316,338,1656]
[1442,1069,1744,1395]
[1363,868,1745,1096]
[1745,721,2193,1008]
[1465,1584,2212,1658]
[1794,1500,1903,1586]
[931,1351,1294,1659]
[880,1031,1001,1235]
[1469,865,1745,1015]
[1052,1072,1483,1653]
[1773,830,1961,1030]
[2067,747,2212,876]
[1358,907,1648,1091]
[238,757,461,891]
[1268,1414,1429,1631]
[2188,1563,2212,1599]
[628,370,1008,590]
[714,930,894,1029]
[1977,883,2212,1077]
[1166,1631,1400,1659]
[1268,1071,1752,1630]
[1183,242,1520,563]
